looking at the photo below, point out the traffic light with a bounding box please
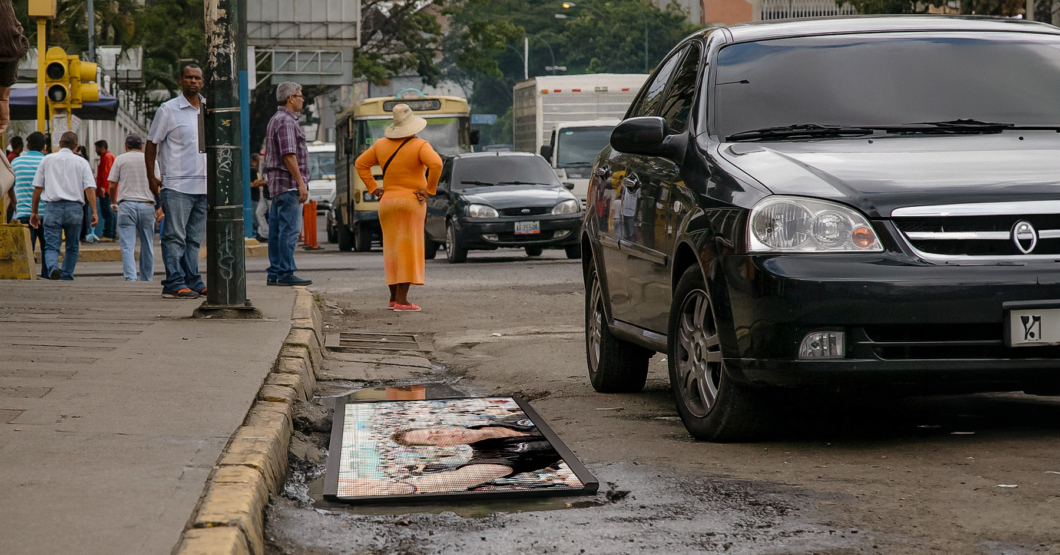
[68,56,98,109]
[43,46,70,112]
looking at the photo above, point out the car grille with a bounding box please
[495,231,555,242]
[498,207,551,217]
[894,215,1060,257]
[854,324,1060,360]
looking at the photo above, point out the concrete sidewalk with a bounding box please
[0,281,296,555]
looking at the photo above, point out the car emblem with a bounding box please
[1012,220,1037,254]
[521,208,531,214]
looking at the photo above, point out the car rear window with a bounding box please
[714,32,1060,139]
[452,156,561,189]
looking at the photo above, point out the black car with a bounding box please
[581,17,1060,441]
[427,152,583,263]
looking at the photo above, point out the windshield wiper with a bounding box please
[882,119,1060,134]
[726,124,877,142]
[460,180,495,186]
[497,180,554,186]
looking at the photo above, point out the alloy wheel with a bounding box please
[587,271,604,372]
[675,289,722,417]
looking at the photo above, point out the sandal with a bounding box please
[393,303,421,312]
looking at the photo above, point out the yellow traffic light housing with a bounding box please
[68,57,99,108]
[43,46,70,112]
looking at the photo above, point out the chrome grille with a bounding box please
[891,202,1060,260]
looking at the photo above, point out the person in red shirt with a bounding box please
[6,135,21,162]
[94,140,116,240]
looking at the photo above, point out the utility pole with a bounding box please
[524,37,529,80]
[197,0,260,318]
[86,0,95,62]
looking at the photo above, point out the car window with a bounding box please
[438,160,453,190]
[659,43,702,134]
[451,156,561,190]
[628,47,687,119]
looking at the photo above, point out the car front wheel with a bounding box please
[585,263,651,392]
[669,265,769,442]
[446,221,468,263]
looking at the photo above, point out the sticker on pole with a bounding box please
[323,396,598,503]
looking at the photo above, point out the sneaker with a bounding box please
[267,279,277,286]
[162,288,200,299]
[48,268,60,280]
[275,276,312,286]
[196,287,207,295]
[393,303,421,312]
[388,301,397,310]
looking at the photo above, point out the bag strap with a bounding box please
[381,138,413,179]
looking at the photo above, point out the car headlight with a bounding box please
[748,196,882,253]
[552,199,580,215]
[467,204,498,218]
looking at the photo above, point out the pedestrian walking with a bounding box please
[263,81,311,286]
[7,135,21,161]
[354,103,442,311]
[11,131,48,278]
[109,134,161,281]
[250,153,270,241]
[94,140,117,241]
[146,64,208,299]
[29,131,98,280]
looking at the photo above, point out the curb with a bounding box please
[60,243,269,263]
[172,287,324,555]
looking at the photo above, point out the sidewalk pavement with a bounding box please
[46,237,268,263]
[0,281,296,555]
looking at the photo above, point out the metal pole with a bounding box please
[199,0,259,317]
[643,18,648,73]
[86,0,95,62]
[524,37,529,80]
[36,18,46,132]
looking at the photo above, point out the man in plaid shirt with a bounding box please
[263,81,311,286]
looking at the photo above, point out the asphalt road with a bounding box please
[253,237,1060,555]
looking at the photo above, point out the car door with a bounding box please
[427,159,454,241]
[615,47,691,332]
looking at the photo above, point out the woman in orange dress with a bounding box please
[354,104,443,311]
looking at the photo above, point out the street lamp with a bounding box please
[559,1,648,73]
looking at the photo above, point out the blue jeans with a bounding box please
[267,190,302,281]
[118,201,156,281]
[42,200,83,280]
[159,189,207,293]
[98,192,116,238]
[16,215,48,278]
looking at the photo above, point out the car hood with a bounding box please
[719,134,1060,218]
[456,185,572,209]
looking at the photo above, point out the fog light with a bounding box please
[483,234,499,241]
[799,331,845,359]
[553,230,571,239]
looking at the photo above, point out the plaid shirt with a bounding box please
[264,107,308,198]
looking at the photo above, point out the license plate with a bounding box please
[1006,307,1060,347]
[514,221,540,235]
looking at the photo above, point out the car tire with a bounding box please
[585,262,651,393]
[425,231,438,260]
[354,222,372,252]
[525,246,543,257]
[565,244,581,260]
[337,213,353,252]
[668,265,769,442]
[446,220,468,263]
[326,212,338,244]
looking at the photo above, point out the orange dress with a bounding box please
[354,137,443,285]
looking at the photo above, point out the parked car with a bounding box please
[581,17,1060,442]
[426,152,582,263]
[307,143,336,210]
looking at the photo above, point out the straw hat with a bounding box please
[384,103,428,139]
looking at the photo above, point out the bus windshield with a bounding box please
[357,116,471,157]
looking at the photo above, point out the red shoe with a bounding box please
[393,303,421,312]
[388,301,397,310]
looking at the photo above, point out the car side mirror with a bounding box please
[540,144,553,163]
[562,182,575,190]
[610,116,687,161]
[470,130,480,145]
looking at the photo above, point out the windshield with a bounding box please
[357,116,471,157]
[714,33,1060,140]
[308,151,335,181]
[555,126,614,167]
[451,156,561,190]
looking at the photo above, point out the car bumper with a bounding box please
[718,254,1060,388]
[454,214,582,249]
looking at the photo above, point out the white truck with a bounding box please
[513,74,647,204]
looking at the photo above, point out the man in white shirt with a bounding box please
[145,64,208,299]
[109,133,161,282]
[29,131,98,280]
